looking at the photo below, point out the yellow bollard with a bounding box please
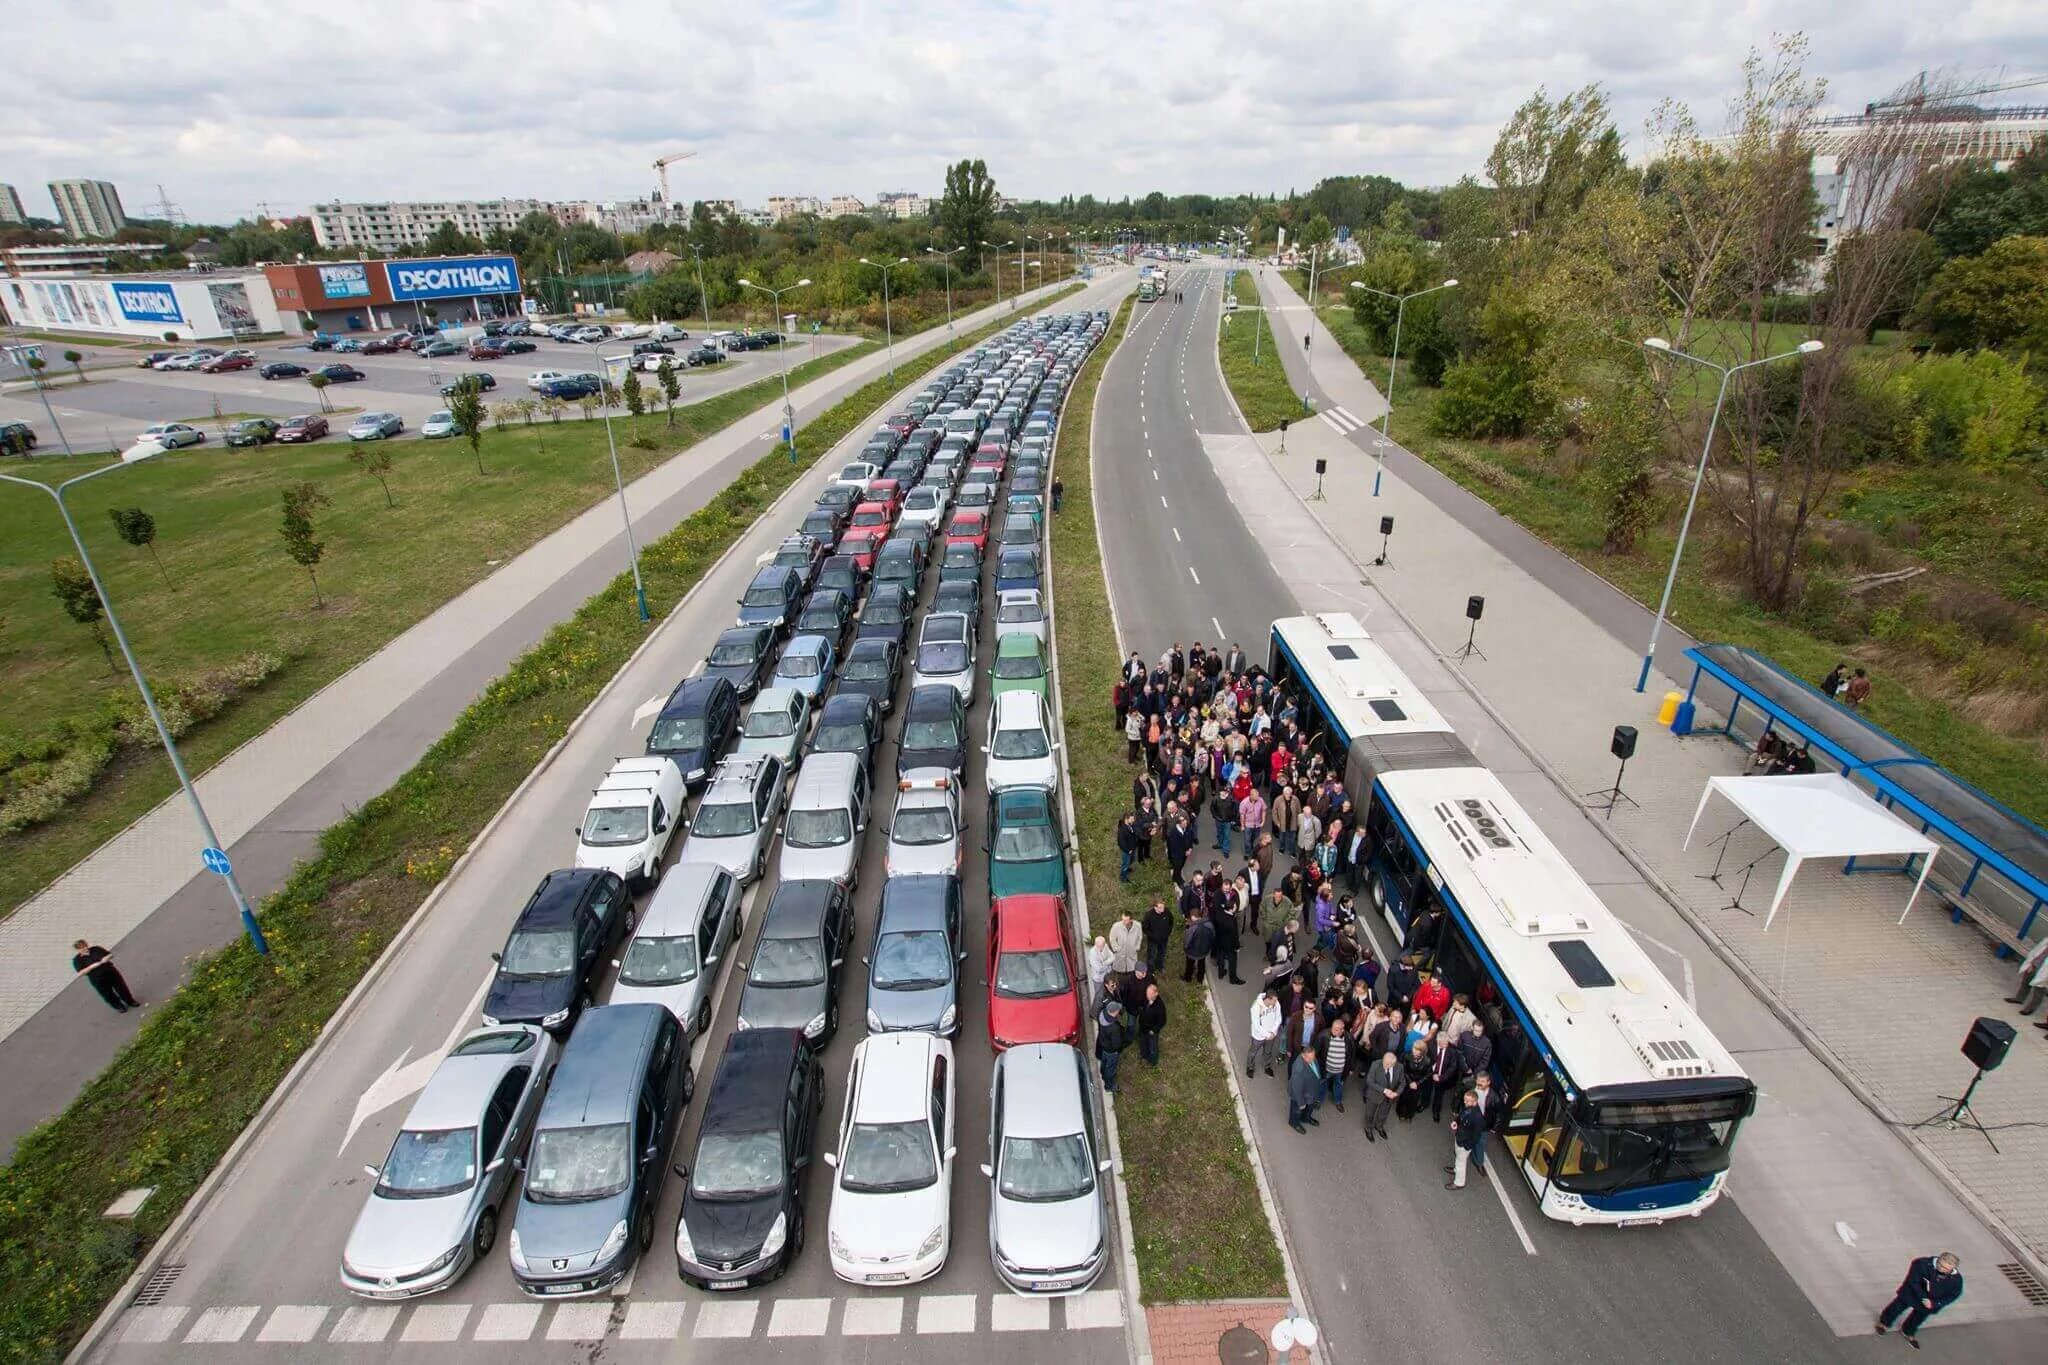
[1656,691,1683,727]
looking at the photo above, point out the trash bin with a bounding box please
[1656,690,1683,727]
[1672,701,1696,736]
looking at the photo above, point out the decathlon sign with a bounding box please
[112,282,185,324]
[384,255,521,302]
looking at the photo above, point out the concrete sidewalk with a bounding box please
[1233,268,2048,1311]
[0,274,1097,1154]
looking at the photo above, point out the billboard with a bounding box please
[384,255,521,302]
[317,263,371,299]
[112,281,185,324]
[208,281,258,334]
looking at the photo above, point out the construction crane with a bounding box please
[1865,72,2048,117]
[653,150,698,205]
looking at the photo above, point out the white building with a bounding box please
[699,199,744,219]
[766,195,823,222]
[48,179,128,239]
[1806,103,2048,259]
[0,270,283,340]
[0,184,25,224]
[308,199,549,252]
[876,191,929,220]
[554,198,679,234]
[1,242,167,275]
[826,194,866,217]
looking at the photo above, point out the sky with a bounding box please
[1,0,2044,225]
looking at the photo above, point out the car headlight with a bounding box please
[759,1212,788,1260]
[540,1008,570,1028]
[419,1243,463,1277]
[687,767,706,782]
[597,1218,630,1264]
[507,1228,527,1271]
[674,1218,696,1263]
[939,1003,957,1033]
[480,1013,500,1028]
[866,1008,883,1032]
[803,1011,828,1038]
[918,1226,944,1259]
[829,1228,850,1258]
[734,1015,752,1031]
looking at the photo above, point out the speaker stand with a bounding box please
[1581,757,1638,820]
[1695,818,1753,888]
[1452,617,1484,662]
[1911,1068,1999,1153]
[1373,533,1392,567]
[1308,468,1326,502]
[1715,851,1770,917]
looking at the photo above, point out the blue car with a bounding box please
[771,633,836,701]
[994,545,1041,596]
[539,376,600,399]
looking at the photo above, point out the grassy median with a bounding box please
[1218,270,1299,433]
[1052,297,1288,1302]
[0,285,1081,1363]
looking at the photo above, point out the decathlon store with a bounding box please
[263,254,525,335]
[0,270,284,341]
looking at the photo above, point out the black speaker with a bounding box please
[1963,1016,2015,1072]
[1314,458,1327,475]
[1611,725,1638,761]
[1279,418,1290,433]
[1466,595,1484,621]
[1380,516,1395,536]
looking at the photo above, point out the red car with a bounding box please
[848,499,895,537]
[986,894,1081,1051]
[837,522,889,570]
[199,353,253,372]
[361,337,401,355]
[468,341,507,359]
[945,509,989,554]
[275,413,329,443]
[864,478,904,513]
[882,414,918,438]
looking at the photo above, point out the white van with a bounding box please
[574,756,687,889]
[650,322,692,342]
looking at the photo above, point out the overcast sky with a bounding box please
[2,1,2043,224]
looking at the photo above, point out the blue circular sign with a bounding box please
[201,846,232,876]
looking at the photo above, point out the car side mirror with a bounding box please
[1099,1158,1114,1173]
[485,1157,506,1174]
[979,1162,994,1177]
[944,1147,957,1162]
[831,957,843,968]
[674,1162,690,1180]
[822,1152,838,1168]
[610,958,622,969]
[362,1164,380,1179]
[490,951,502,963]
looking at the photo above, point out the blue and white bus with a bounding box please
[1270,615,1755,1225]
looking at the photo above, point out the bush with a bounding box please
[1427,294,1549,439]
[1884,349,2045,465]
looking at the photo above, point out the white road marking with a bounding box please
[633,693,669,725]
[257,1305,330,1343]
[767,1297,833,1336]
[473,1302,541,1341]
[1172,527,1182,542]
[991,1295,1051,1331]
[400,1304,470,1343]
[1188,566,1201,585]
[696,1299,760,1338]
[1836,1220,1860,1247]
[547,1303,613,1340]
[121,1308,188,1344]
[184,1306,258,1343]
[1065,1290,1128,1329]
[1212,616,1224,637]
[1151,468,1158,481]
[340,972,493,1154]
[620,1300,687,1339]
[841,1297,905,1335]
[328,1304,398,1343]
[1484,1158,1540,1255]
[916,1293,978,1334]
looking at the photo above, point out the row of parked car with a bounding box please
[339,307,1112,1306]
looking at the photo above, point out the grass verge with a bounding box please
[1218,270,1299,433]
[1052,297,1288,1301]
[0,285,1080,1364]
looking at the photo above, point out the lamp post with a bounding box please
[4,345,75,456]
[0,451,269,953]
[1630,335,1825,691]
[591,342,653,622]
[856,256,909,381]
[1348,278,1458,496]
[982,239,1013,309]
[924,245,965,339]
[1017,236,1037,301]
[736,276,811,461]
[690,245,714,336]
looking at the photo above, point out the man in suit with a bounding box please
[1287,1046,1323,1133]
[1361,1050,1401,1142]
[1876,1251,1963,1346]
[1468,1073,1502,1169]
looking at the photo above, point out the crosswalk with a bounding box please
[115,1291,1126,1351]
[1318,404,1367,435]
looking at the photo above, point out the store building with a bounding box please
[262,254,525,334]
[0,269,281,340]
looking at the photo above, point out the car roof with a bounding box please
[996,633,1043,657]
[846,636,896,660]
[701,1028,805,1135]
[751,686,803,712]
[783,634,830,660]
[518,868,605,928]
[537,1005,666,1128]
[761,878,837,936]
[791,750,862,804]
[906,684,961,716]
[712,625,770,650]
[994,894,1068,950]
[406,1029,536,1130]
[748,564,798,589]
[993,689,1048,727]
[878,873,956,929]
[997,589,1043,609]
[997,1043,1089,1139]
[703,753,775,800]
[641,863,724,934]
[818,693,875,724]
[851,1034,942,1123]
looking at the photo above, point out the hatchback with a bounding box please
[824,1033,956,1285]
[831,637,901,715]
[677,753,786,886]
[611,863,744,1038]
[865,874,965,1037]
[139,422,204,448]
[994,545,1041,596]
[983,1043,1110,1294]
[675,1029,822,1290]
[696,628,775,704]
[482,868,632,1032]
[225,418,279,447]
[986,786,1070,900]
[910,613,976,703]
[735,879,852,1045]
[898,685,967,780]
[936,542,982,587]
[871,538,925,596]
[886,770,963,878]
[989,633,1050,704]
[772,634,835,702]
[933,578,982,630]
[793,589,855,652]
[994,589,1047,647]
[808,693,882,774]
[984,689,1059,793]
[986,895,1081,1051]
[855,583,912,648]
[735,688,810,767]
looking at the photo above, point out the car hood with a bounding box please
[986,756,1057,791]
[734,735,799,765]
[696,665,758,699]
[897,743,964,776]
[992,990,1080,1048]
[515,1187,630,1272]
[736,605,786,628]
[830,1180,948,1259]
[484,971,575,1025]
[990,859,1066,901]
[608,977,704,1023]
[736,979,827,1031]
[682,1190,784,1265]
[991,1186,1102,1274]
[344,1187,473,1279]
[887,840,958,879]
[575,842,645,879]
[676,833,756,876]
[868,976,955,1031]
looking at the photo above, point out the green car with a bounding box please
[225,418,280,447]
[989,632,1050,702]
[986,785,1069,900]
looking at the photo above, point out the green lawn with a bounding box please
[1218,271,1300,432]
[1053,297,1288,1302]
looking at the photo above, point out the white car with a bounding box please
[421,409,458,439]
[834,461,881,491]
[138,422,205,448]
[526,370,571,391]
[983,690,1059,794]
[574,756,686,889]
[886,769,963,878]
[825,1032,955,1286]
[994,590,1048,648]
[899,484,950,531]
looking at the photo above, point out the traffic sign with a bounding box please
[811,321,821,335]
[201,846,233,876]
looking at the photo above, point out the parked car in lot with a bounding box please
[886,770,963,878]
[831,637,901,714]
[315,363,366,383]
[138,351,175,369]
[441,372,498,396]
[695,629,775,704]
[872,538,926,597]
[610,862,743,1038]
[0,420,37,452]
[340,1024,555,1300]
[737,565,805,635]
[224,417,280,447]
[422,409,458,439]
[199,351,255,373]
[984,689,1059,792]
[481,868,632,1032]
[677,753,787,886]
[259,360,308,379]
[987,894,1081,1050]
[933,578,981,630]
[854,582,913,649]
[645,675,741,786]
[866,874,965,1037]
[824,1032,956,1286]
[983,1043,1111,1294]
[276,413,328,443]
[995,545,1042,596]
[807,693,882,775]
[674,1029,822,1290]
[574,755,687,889]
[138,422,205,448]
[416,337,462,358]
[734,687,811,768]
[792,589,854,652]
[539,375,601,399]
[735,879,852,1045]
[897,685,967,780]
[778,752,871,888]
[349,411,404,441]
[685,344,726,367]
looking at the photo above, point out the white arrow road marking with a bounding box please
[1835,1221,1858,1247]
[633,693,668,725]
[339,973,493,1155]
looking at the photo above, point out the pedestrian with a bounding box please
[1124,708,1145,763]
[1318,1016,1352,1112]
[1210,785,1238,856]
[1362,1050,1400,1142]
[1312,885,1338,953]
[1458,1019,1493,1081]
[1117,812,1141,881]
[1287,1046,1323,1133]
[1182,911,1215,983]
[1844,667,1872,708]
[1303,330,1313,353]
[1469,1072,1501,1168]
[1413,967,1451,1023]
[1142,897,1173,974]
[1284,985,1320,1057]
[1213,893,1244,984]
[1135,797,1158,862]
[1385,954,1420,1013]
[1109,909,1143,974]
[1137,982,1167,1066]
[1397,1039,1432,1121]
[1051,476,1064,512]
[71,939,140,1013]
[1875,1251,1964,1347]
[2005,935,2048,1015]
[1087,935,1115,1008]
[1254,831,1277,892]
[1095,1001,1133,1093]
[1820,661,1848,698]
[1446,1088,1485,1189]
[1246,988,1283,1076]
[1428,1025,1466,1122]
[1225,642,1247,676]
[1166,811,1196,883]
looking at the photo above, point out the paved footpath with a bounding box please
[0,277,1093,1156]
[1231,264,2048,1332]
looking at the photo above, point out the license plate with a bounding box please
[539,1282,585,1295]
[1036,1277,1077,1291]
[1615,1217,1661,1228]
[866,1271,909,1283]
[708,1278,748,1291]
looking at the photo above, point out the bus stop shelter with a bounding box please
[1680,644,2048,953]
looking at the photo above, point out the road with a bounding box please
[81,271,1137,1363]
[1087,263,2046,1363]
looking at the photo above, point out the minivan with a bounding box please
[675,1029,823,1290]
[610,863,743,1038]
[645,676,740,787]
[509,1004,690,1297]
[737,565,804,635]
[777,752,870,888]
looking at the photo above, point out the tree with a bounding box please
[349,442,396,508]
[622,367,647,440]
[446,378,487,475]
[50,556,113,670]
[1928,137,2048,259]
[279,481,329,606]
[1911,235,2048,352]
[623,270,701,323]
[938,159,999,253]
[107,506,168,584]
[62,349,84,385]
[423,219,485,257]
[655,356,681,426]
[24,356,46,388]
[305,372,332,412]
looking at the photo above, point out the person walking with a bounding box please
[1246,988,1283,1077]
[71,940,140,1013]
[1116,812,1141,881]
[1272,784,1301,856]
[2006,935,2048,1015]
[1137,982,1167,1066]
[1109,910,1143,975]
[1446,1088,1486,1189]
[1087,936,1115,1009]
[1142,897,1174,974]
[1287,1046,1323,1133]
[1051,476,1064,512]
[1361,1050,1401,1142]
[1095,1001,1133,1094]
[1181,910,1215,984]
[1875,1251,1964,1346]
[1213,893,1244,984]
[1318,1016,1352,1113]
[1397,1039,1432,1121]
[1211,785,1238,856]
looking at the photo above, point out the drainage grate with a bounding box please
[132,1263,183,1308]
[1999,1262,2048,1308]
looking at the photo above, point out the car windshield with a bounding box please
[581,805,648,847]
[992,726,1050,759]
[709,637,760,666]
[814,722,868,752]
[873,930,952,989]
[428,410,452,424]
[853,509,887,527]
[779,652,821,679]
[999,1134,1095,1203]
[842,656,889,682]
[918,643,968,673]
[744,709,796,738]
[993,651,1044,680]
[893,805,955,846]
[742,584,787,608]
[499,928,575,976]
[619,934,699,987]
[691,1129,784,1199]
[786,808,853,848]
[527,1123,631,1202]
[840,1120,938,1194]
[650,715,708,749]
[994,819,1060,863]
[376,1126,478,1199]
[943,547,978,567]
[903,716,960,751]
[751,936,827,987]
[998,603,1041,624]
[867,600,906,625]
[997,948,1071,999]
[692,800,756,838]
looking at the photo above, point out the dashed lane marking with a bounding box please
[696,1299,761,1339]
[546,1302,613,1340]
[474,1302,541,1341]
[1188,566,1201,585]
[1212,616,1224,637]
[399,1304,469,1343]
[1172,527,1182,542]
[916,1293,978,1334]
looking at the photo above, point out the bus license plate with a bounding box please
[1615,1217,1661,1228]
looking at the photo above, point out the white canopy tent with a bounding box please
[1684,773,1940,930]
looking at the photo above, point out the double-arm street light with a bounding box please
[981,239,1014,309]
[737,276,812,460]
[1630,334,1825,692]
[0,450,269,953]
[591,343,654,621]
[1348,277,1458,496]
[924,246,965,339]
[689,245,715,335]
[857,256,910,381]
[1017,237,1040,301]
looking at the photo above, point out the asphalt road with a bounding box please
[83,272,1136,1364]
[1087,263,2046,1363]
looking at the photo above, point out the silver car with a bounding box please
[994,590,1048,649]
[610,863,743,1039]
[910,612,976,704]
[735,686,811,767]
[778,752,871,888]
[886,768,963,878]
[341,1025,555,1299]
[984,1043,1111,1296]
[677,754,785,885]
[349,411,404,440]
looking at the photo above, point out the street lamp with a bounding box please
[0,450,269,953]
[737,276,812,460]
[982,240,1014,309]
[689,245,714,336]
[1349,278,1458,495]
[924,246,965,338]
[591,341,654,622]
[1018,236,1039,301]
[1628,335,1824,691]
[857,256,910,380]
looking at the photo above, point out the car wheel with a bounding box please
[790,1204,806,1255]
[694,999,712,1039]
[752,850,766,883]
[623,903,637,936]
[472,1206,498,1258]
[635,1207,654,1254]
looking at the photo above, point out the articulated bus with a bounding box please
[1269,614,1755,1224]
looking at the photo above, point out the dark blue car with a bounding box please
[994,545,1041,596]
[540,376,601,399]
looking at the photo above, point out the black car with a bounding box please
[813,554,866,605]
[808,693,882,775]
[0,421,37,454]
[259,361,308,380]
[482,868,632,1032]
[814,484,861,518]
[633,341,675,356]
[792,588,855,652]
[686,345,726,367]
[315,363,365,382]
[933,577,981,631]
[497,337,538,354]
[799,508,844,544]
[699,625,777,701]
[770,534,827,590]
[872,538,926,596]
[646,675,741,786]
[734,881,852,1045]
[897,685,967,780]
[832,638,902,715]
[675,1029,822,1290]
[855,583,912,647]
[937,542,982,586]
[441,371,499,396]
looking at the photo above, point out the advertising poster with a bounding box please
[208,281,257,334]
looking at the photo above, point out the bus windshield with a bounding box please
[1553,1114,1739,1196]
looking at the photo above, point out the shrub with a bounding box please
[1885,350,2045,466]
